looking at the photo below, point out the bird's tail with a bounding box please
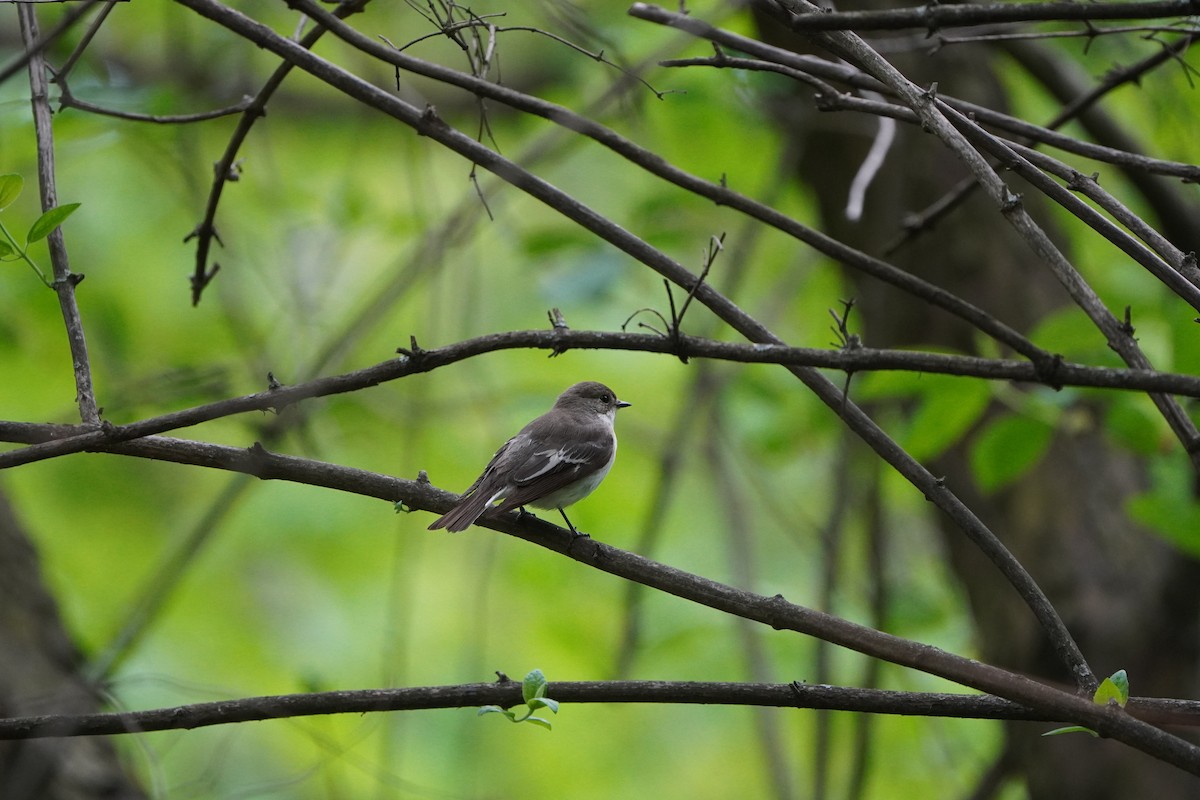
[427,490,494,532]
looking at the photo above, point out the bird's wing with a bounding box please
[492,437,613,512]
[427,434,527,531]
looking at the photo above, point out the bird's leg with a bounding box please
[558,508,589,539]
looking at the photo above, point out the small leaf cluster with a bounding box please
[0,173,81,287]
[478,669,560,731]
[1044,669,1130,738]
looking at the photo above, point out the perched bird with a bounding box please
[428,381,631,534]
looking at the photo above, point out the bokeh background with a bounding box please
[2,1,1199,797]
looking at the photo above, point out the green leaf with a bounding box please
[856,371,991,461]
[1104,398,1164,456]
[1028,306,1120,366]
[1042,725,1098,738]
[477,705,513,719]
[28,203,81,243]
[528,696,560,714]
[1094,669,1129,707]
[1127,456,1200,557]
[0,174,22,212]
[0,240,15,259]
[523,716,553,731]
[522,669,548,704]
[969,414,1054,493]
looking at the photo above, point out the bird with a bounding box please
[428,381,631,534]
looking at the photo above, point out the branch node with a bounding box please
[52,272,84,289]
[417,104,445,135]
[1032,353,1065,391]
[396,336,427,365]
[1120,305,1136,337]
[547,307,570,357]
[246,441,273,478]
[190,262,221,306]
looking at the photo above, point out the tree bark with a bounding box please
[0,489,146,799]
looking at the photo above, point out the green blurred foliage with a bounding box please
[1,1,1197,797]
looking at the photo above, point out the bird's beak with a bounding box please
[617,400,632,409]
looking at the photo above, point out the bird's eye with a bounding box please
[600,394,611,403]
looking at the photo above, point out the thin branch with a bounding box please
[934,23,1200,47]
[0,0,101,86]
[769,0,1200,554]
[1,679,1198,741]
[19,5,100,426]
[57,83,256,123]
[7,327,1200,469]
[743,0,1200,32]
[935,100,1200,465]
[774,85,1200,306]
[185,0,372,305]
[636,8,1200,180]
[51,0,118,82]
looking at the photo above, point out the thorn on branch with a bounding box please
[1066,170,1089,191]
[396,335,427,365]
[828,298,860,351]
[495,671,512,683]
[828,298,860,416]
[547,307,570,357]
[247,441,272,478]
[1179,252,1200,291]
[190,262,220,306]
[267,372,284,391]
[52,272,84,289]
[1000,191,1023,213]
[1120,305,1136,337]
[417,104,445,135]
[1032,353,1065,391]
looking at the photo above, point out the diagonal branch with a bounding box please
[1,431,1197,771]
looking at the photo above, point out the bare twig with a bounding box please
[18,5,100,426]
